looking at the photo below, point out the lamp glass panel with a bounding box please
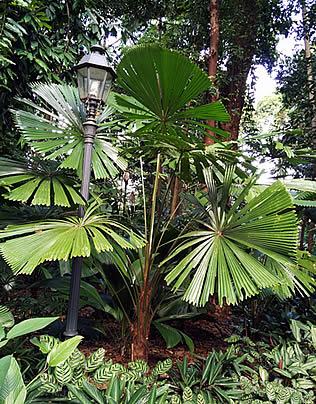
[87,66,107,100]
[77,66,89,101]
[100,71,113,102]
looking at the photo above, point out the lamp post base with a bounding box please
[64,256,83,338]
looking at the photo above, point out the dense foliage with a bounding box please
[0,1,315,403]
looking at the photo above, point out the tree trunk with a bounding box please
[219,0,259,141]
[302,0,316,182]
[205,0,219,145]
[307,221,315,254]
[220,54,253,141]
[170,175,182,217]
[302,0,316,136]
[131,287,151,361]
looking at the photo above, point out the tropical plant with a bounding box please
[0,355,27,404]
[240,376,315,404]
[161,166,305,306]
[0,304,58,350]
[0,204,144,275]
[11,83,127,180]
[0,157,84,207]
[30,334,173,403]
[170,347,249,403]
[103,44,232,361]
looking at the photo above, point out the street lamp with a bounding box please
[64,45,115,338]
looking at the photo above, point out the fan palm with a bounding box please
[0,157,84,207]
[111,44,230,150]
[102,45,232,360]
[11,83,127,180]
[161,166,300,306]
[0,204,145,275]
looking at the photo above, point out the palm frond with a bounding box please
[11,83,127,180]
[113,45,230,150]
[161,167,299,306]
[265,254,316,299]
[0,205,145,275]
[0,157,84,207]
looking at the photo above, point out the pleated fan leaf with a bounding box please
[11,83,127,180]
[162,167,299,306]
[0,157,84,207]
[114,45,230,147]
[0,207,145,275]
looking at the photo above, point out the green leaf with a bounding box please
[154,322,182,348]
[0,306,14,328]
[0,355,26,404]
[162,167,299,306]
[0,157,84,207]
[47,335,83,367]
[11,84,127,180]
[114,45,230,154]
[0,206,145,275]
[6,317,58,340]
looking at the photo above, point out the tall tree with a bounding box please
[205,0,220,145]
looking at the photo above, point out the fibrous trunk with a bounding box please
[131,287,151,361]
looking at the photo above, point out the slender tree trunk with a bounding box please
[302,0,316,182]
[302,0,316,136]
[170,175,182,217]
[307,221,315,254]
[205,0,219,145]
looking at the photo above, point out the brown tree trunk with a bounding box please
[302,0,316,183]
[220,54,253,141]
[307,221,315,254]
[205,0,219,145]
[219,0,259,141]
[302,0,316,136]
[170,175,182,217]
[131,286,152,361]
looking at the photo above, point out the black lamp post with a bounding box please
[64,45,115,338]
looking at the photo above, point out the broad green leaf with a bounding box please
[6,317,58,340]
[162,167,300,306]
[47,335,83,367]
[0,157,84,207]
[0,207,145,275]
[0,355,26,404]
[11,84,127,180]
[113,45,230,155]
[0,325,5,341]
[0,306,14,328]
[154,322,182,348]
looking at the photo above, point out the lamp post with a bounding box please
[64,45,115,338]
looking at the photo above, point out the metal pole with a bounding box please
[64,102,98,338]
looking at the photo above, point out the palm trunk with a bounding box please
[205,0,219,145]
[307,221,315,254]
[170,175,182,217]
[131,284,152,360]
[131,154,161,361]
